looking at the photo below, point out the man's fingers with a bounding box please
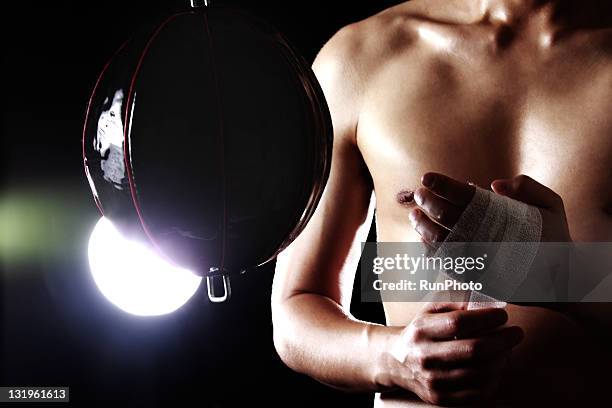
[428,326,523,365]
[421,301,469,314]
[412,308,509,340]
[422,354,509,390]
[414,187,463,229]
[421,172,475,207]
[491,174,562,209]
[409,208,449,244]
[421,377,502,407]
[424,388,491,407]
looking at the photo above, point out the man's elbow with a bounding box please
[272,324,296,371]
[271,299,303,373]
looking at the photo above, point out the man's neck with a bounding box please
[480,0,560,26]
[478,0,612,29]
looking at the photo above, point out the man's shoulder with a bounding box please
[311,1,463,140]
[315,3,425,74]
[312,2,434,101]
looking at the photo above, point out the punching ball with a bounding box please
[83,1,332,309]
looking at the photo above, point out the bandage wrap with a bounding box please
[434,186,543,308]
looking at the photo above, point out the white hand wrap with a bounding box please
[434,186,543,309]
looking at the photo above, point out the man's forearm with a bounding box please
[273,292,401,392]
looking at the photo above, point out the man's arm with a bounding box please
[271,25,394,392]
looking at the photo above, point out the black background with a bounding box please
[0,1,399,406]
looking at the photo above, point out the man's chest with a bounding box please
[357,57,612,238]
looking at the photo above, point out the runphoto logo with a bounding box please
[372,253,487,275]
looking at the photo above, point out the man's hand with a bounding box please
[491,175,571,242]
[403,173,476,245]
[377,302,523,405]
[402,172,571,244]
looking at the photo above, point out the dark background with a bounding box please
[0,1,401,406]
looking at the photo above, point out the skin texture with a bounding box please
[272,0,612,406]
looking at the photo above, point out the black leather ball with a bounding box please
[83,5,332,283]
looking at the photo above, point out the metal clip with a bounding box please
[206,267,231,303]
[190,0,210,7]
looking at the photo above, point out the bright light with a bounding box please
[88,217,202,316]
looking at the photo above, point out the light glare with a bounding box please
[88,217,202,316]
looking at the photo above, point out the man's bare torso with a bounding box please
[342,0,612,405]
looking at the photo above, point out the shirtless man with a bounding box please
[272,0,612,406]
